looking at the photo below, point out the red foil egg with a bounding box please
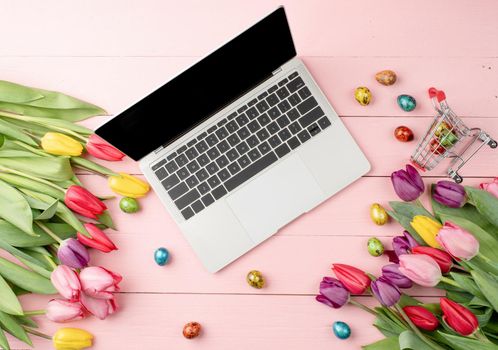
[183,322,202,339]
[394,126,414,142]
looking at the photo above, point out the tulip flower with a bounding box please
[50,265,81,301]
[80,292,118,320]
[436,221,479,260]
[440,297,478,336]
[315,277,350,309]
[86,134,125,161]
[41,132,83,156]
[433,181,466,208]
[53,327,93,350]
[108,173,150,198]
[77,223,117,253]
[46,299,85,323]
[412,246,453,273]
[79,266,122,299]
[410,215,442,248]
[371,276,401,306]
[403,305,439,331]
[480,177,498,198]
[58,238,90,269]
[398,254,442,287]
[332,264,371,294]
[381,264,413,288]
[391,164,424,201]
[64,185,107,220]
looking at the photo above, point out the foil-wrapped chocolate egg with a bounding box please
[370,203,389,225]
[397,94,416,112]
[183,322,201,339]
[246,270,265,289]
[355,87,372,106]
[375,70,397,86]
[367,237,385,257]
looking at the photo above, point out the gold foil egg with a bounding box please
[247,270,265,289]
[370,203,389,225]
[375,70,397,86]
[354,87,372,106]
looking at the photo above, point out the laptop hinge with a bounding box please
[272,67,282,76]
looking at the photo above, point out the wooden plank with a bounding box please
[11,293,439,350]
[1,0,496,57]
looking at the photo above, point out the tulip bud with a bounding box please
[391,164,424,201]
[440,297,478,336]
[46,299,85,323]
[41,132,83,156]
[77,223,117,253]
[86,134,125,161]
[65,185,107,220]
[433,181,466,208]
[436,222,479,260]
[79,266,122,299]
[80,292,118,320]
[50,265,81,301]
[480,177,498,198]
[412,246,453,273]
[410,215,442,248]
[58,239,90,269]
[108,173,150,198]
[398,254,442,287]
[315,277,350,309]
[332,264,371,294]
[371,277,401,306]
[381,264,413,288]
[53,328,93,350]
[403,306,439,331]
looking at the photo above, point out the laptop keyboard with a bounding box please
[151,71,332,220]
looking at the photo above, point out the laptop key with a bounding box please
[298,130,311,144]
[155,167,168,181]
[268,135,282,148]
[288,71,299,80]
[185,148,198,160]
[288,136,301,150]
[196,168,209,181]
[167,152,177,161]
[227,134,241,147]
[236,113,249,126]
[277,115,290,128]
[165,161,179,173]
[278,128,291,142]
[238,155,250,168]
[228,162,241,175]
[276,87,289,99]
[195,140,209,153]
[287,76,305,93]
[191,200,204,214]
[299,106,325,128]
[186,175,199,188]
[216,155,229,168]
[161,174,180,191]
[217,168,231,181]
[256,129,270,141]
[257,113,271,126]
[186,160,200,173]
[275,143,291,158]
[258,91,268,100]
[278,78,289,86]
[248,98,258,107]
[174,188,200,210]
[197,153,210,167]
[308,123,321,136]
[318,116,332,129]
[237,126,250,140]
[297,97,318,115]
[266,93,279,107]
[197,132,207,141]
[298,86,311,99]
[175,154,188,167]
[181,207,195,220]
[206,162,219,175]
[278,100,291,113]
[226,120,239,133]
[258,141,271,155]
[288,93,301,106]
[197,182,210,195]
[207,175,221,188]
[177,167,190,180]
[267,122,280,135]
[289,121,302,134]
[217,140,230,153]
[225,152,278,192]
[247,120,261,133]
[268,106,281,119]
[246,107,259,119]
[205,134,218,147]
[247,135,260,148]
[217,118,227,127]
[201,193,215,207]
[212,185,228,200]
[248,148,261,162]
[207,125,217,133]
[187,139,197,147]
[168,182,188,200]
[256,100,269,113]
[207,147,220,160]
[152,159,167,171]
[236,141,249,155]
[268,85,278,93]
[237,105,248,114]
[226,149,239,162]
[177,145,187,154]
[287,108,300,121]
[215,127,229,140]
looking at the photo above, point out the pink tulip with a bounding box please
[436,222,479,260]
[50,265,81,301]
[480,178,498,198]
[46,299,85,323]
[79,266,122,299]
[398,254,442,287]
[80,292,118,320]
[86,134,125,161]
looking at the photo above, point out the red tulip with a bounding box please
[64,185,107,219]
[411,246,453,273]
[332,264,371,294]
[440,297,478,336]
[86,134,125,161]
[77,223,117,253]
[403,305,439,331]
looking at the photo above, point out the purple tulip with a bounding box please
[381,264,413,289]
[58,238,90,269]
[371,276,401,306]
[433,181,466,208]
[386,231,419,263]
[391,164,424,201]
[315,277,350,309]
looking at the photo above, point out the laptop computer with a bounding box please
[96,7,370,272]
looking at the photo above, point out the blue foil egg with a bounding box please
[397,94,417,112]
[333,321,351,339]
[154,247,170,266]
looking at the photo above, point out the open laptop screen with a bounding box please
[96,7,296,161]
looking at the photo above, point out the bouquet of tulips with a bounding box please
[0,80,150,349]
[316,164,498,350]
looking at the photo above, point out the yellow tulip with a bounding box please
[410,215,442,248]
[108,173,150,198]
[53,327,93,350]
[41,132,83,156]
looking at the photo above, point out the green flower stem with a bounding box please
[0,165,66,192]
[440,276,461,288]
[23,310,46,316]
[395,304,446,350]
[474,329,492,343]
[70,156,117,177]
[12,140,52,157]
[44,255,58,270]
[477,252,492,263]
[349,299,377,316]
[35,222,63,244]
[22,326,51,340]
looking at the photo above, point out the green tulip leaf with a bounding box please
[0,274,23,316]
[0,156,73,182]
[0,220,74,247]
[449,272,486,300]
[0,236,47,269]
[71,156,116,176]
[97,210,116,229]
[387,210,425,245]
[0,257,56,294]
[0,173,64,200]
[389,201,435,220]
[16,257,52,279]
[0,119,36,146]
[56,202,90,237]
[398,330,433,350]
[34,200,58,220]
[471,269,498,313]
[437,331,498,350]
[0,179,35,236]
[15,315,37,329]
[465,187,498,228]
[0,310,32,346]
[362,336,400,350]
[0,326,10,350]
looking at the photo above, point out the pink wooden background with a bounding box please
[2,0,498,348]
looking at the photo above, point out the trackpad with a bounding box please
[227,155,323,243]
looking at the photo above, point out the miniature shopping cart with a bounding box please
[411,87,497,183]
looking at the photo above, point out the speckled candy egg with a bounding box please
[333,321,351,339]
[397,94,416,112]
[367,237,384,257]
[154,247,170,266]
[375,70,397,86]
[354,87,372,106]
[394,126,414,142]
[370,203,389,225]
[246,270,265,289]
[183,322,201,339]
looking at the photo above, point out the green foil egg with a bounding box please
[247,270,265,289]
[119,197,139,213]
[367,237,385,257]
[355,87,372,106]
[397,94,416,112]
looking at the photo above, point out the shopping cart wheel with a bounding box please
[489,139,497,149]
[452,174,463,183]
